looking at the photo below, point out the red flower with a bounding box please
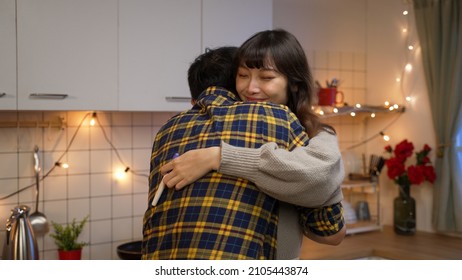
[384,140,436,187]
[394,139,414,160]
[384,145,392,153]
[423,165,436,183]
[421,156,430,164]
[386,157,405,179]
[407,165,425,185]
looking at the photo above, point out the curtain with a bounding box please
[413,0,462,232]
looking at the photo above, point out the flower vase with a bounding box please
[393,184,416,235]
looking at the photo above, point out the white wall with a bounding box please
[274,0,436,232]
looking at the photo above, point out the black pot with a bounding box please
[117,240,142,260]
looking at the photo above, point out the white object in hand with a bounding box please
[151,178,165,207]
[151,153,179,207]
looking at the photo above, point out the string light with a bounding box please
[405,63,413,72]
[380,131,391,142]
[370,113,376,118]
[114,168,128,181]
[55,162,69,169]
[90,112,97,126]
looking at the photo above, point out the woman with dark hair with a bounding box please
[161,29,345,259]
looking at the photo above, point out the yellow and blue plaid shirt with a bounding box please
[142,87,309,259]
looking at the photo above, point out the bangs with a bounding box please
[237,43,275,70]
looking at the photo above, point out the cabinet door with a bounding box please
[17,0,118,110]
[202,0,273,49]
[119,0,201,111]
[0,0,17,110]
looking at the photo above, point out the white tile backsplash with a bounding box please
[43,175,67,201]
[0,111,167,259]
[90,174,112,197]
[68,174,90,199]
[91,197,112,220]
[112,195,132,218]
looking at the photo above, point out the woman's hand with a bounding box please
[160,146,221,190]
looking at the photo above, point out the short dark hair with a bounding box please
[188,46,238,100]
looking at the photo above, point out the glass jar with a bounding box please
[393,184,416,235]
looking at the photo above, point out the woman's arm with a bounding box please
[161,131,344,207]
[219,130,344,207]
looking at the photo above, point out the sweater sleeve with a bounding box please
[218,131,345,207]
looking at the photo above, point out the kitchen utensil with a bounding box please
[117,240,142,260]
[357,201,371,221]
[151,152,179,207]
[2,205,39,260]
[369,155,385,177]
[28,146,49,236]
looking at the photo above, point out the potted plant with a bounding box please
[49,216,89,260]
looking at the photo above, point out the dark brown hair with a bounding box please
[236,29,334,137]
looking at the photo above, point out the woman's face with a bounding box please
[235,64,289,105]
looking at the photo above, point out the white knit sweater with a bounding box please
[219,131,345,259]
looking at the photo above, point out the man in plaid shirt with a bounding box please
[142,47,340,259]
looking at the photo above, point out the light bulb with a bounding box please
[350,112,356,117]
[55,162,69,169]
[384,101,390,107]
[114,168,127,181]
[380,132,390,142]
[408,45,414,50]
[403,10,408,15]
[319,110,324,116]
[355,103,361,108]
[333,108,338,113]
[406,96,412,102]
[90,112,97,126]
[371,113,376,118]
[405,63,413,72]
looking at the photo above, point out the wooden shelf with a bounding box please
[315,104,405,118]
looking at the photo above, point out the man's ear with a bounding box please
[191,99,196,106]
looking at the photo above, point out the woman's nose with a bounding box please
[247,78,260,94]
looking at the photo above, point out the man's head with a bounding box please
[188,46,238,100]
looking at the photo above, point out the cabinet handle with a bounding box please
[29,93,68,99]
[0,93,6,98]
[165,97,191,102]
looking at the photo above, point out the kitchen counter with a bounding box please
[300,226,462,260]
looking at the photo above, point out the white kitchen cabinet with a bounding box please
[119,0,273,112]
[202,0,273,50]
[0,0,17,110]
[118,0,202,112]
[17,0,118,110]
